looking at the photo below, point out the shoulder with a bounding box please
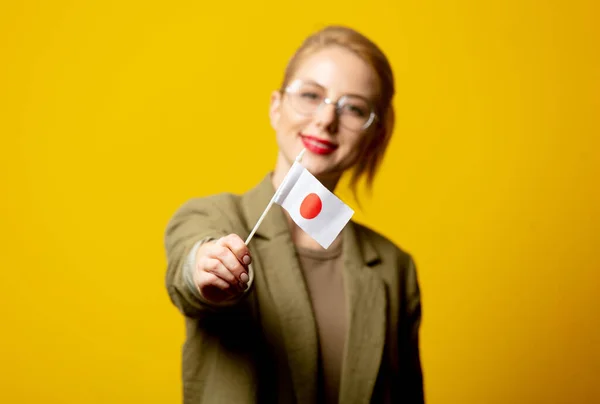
[351,221,421,302]
[351,220,413,269]
[182,192,243,214]
[168,191,248,233]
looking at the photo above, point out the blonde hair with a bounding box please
[280,25,396,194]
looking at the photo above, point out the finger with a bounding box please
[200,257,245,292]
[196,272,238,298]
[212,241,250,284]
[196,271,233,293]
[218,234,252,267]
[200,254,238,285]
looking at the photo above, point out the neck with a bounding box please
[271,151,340,193]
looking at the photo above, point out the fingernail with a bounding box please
[240,273,249,283]
[243,255,251,265]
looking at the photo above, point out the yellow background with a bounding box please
[1,1,598,403]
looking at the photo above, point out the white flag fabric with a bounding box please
[273,162,354,249]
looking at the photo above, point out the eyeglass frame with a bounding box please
[283,80,378,131]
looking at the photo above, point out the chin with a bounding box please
[304,164,338,180]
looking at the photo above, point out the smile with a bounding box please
[300,135,338,155]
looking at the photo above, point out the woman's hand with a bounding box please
[193,234,252,304]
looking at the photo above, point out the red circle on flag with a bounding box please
[300,193,322,219]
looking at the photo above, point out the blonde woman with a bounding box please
[165,25,424,404]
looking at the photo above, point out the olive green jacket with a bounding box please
[165,174,424,404]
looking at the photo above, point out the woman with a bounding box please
[165,25,424,404]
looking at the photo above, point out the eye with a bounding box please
[300,91,321,100]
[343,104,367,117]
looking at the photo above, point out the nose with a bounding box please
[314,98,339,134]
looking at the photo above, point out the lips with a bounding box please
[300,134,338,155]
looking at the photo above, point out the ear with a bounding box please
[269,90,282,130]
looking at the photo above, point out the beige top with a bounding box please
[296,242,347,404]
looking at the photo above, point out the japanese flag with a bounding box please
[273,161,354,249]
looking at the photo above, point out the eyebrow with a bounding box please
[301,79,373,102]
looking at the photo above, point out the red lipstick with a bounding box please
[300,135,338,155]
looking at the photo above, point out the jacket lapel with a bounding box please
[339,222,388,403]
[241,174,319,403]
[241,175,387,403]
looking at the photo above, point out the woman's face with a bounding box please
[270,46,379,183]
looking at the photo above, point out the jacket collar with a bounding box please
[240,173,380,263]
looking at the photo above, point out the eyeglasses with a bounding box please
[284,80,377,131]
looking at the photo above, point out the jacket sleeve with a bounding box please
[399,256,425,403]
[164,194,250,318]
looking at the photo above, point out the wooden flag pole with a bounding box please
[244,148,306,245]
